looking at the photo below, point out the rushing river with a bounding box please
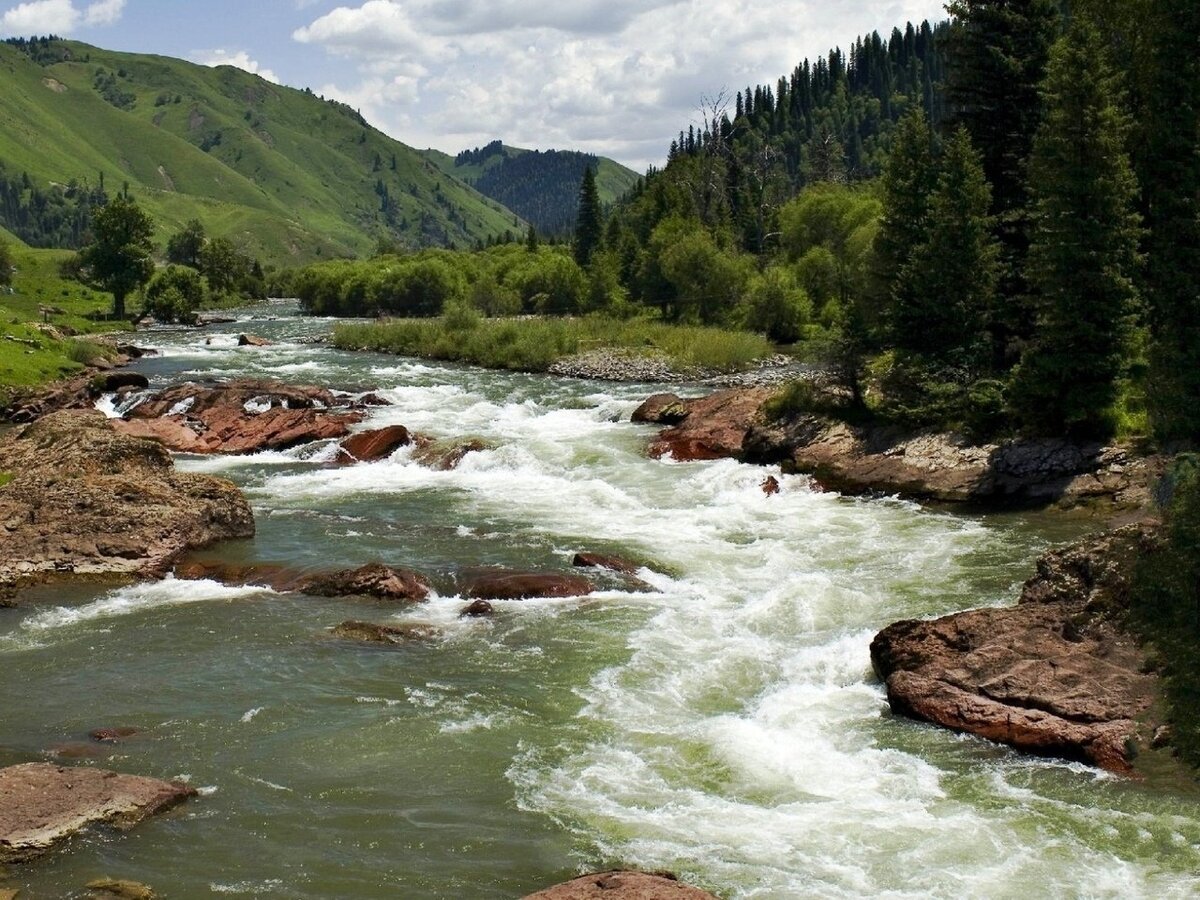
[3,303,1199,898]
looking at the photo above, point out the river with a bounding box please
[2,303,1199,898]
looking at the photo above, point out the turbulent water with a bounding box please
[3,303,1199,898]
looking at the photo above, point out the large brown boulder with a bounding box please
[647,388,774,462]
[300,563,432,602]
[0,411,255,600]
[0,763,196,863]
[462,570,594,600]
[631,393,690,425]
[112,379,365,454]
[335,425,413,464]
[522,871,718,899]
[572,552,640,575]
[871,526,1161,775]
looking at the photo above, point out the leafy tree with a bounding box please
[739,266,811,343]
[654,225,749,325]
[77,194,155,319]
[143,265,205,323]
[1009,23,1142,438]
[166,219,206,269]
[1142,0,1200,445]
[573,166,603,267]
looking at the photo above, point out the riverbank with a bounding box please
[330,314,777,380]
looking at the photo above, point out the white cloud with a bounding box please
[294,0,949,170]
[194,49,281,84]
[0,0,123,34]
[84,0,123,26]
[0,0,79,34]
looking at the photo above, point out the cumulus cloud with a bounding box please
[0,0,123,34]
[295,0,948,170]
[194,49,281,84]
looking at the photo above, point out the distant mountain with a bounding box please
[423,141,639,237]
[0,37,524,264]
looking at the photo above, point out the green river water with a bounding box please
[2,303,1199,898]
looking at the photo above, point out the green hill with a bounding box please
[423,141,639,237]
[0,37,524,265]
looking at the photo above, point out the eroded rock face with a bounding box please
[0,763,196,863]
[112,379,365,455]
[0,411,255,600]
[522,871,718,900]
[870,525,1160,774]
[300,563,432,603]
[647,388,774,462]
[462,570,594,601]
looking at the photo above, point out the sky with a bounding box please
[0,0,949,171]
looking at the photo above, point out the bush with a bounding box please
[739,267,811,344]
[143,266,205,322]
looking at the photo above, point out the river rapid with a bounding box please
[3,303,1199,898]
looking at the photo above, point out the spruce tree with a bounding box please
[1143,0,1200,445]
[573,166,602,267]
[897,126,997,365]
[1009,22,1142,438]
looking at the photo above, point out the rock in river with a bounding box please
[335,425,413,464]
[300,563,432,602]
[0,763,196,863]
[870,525,1161,775]
[0,410,255,601]
[332,621,441,644]
[522,871,718,899]
[463,570,594,600]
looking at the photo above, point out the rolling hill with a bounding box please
[0,37,525,265]
[423,141,639,237]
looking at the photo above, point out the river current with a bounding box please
[3,303,1199,898]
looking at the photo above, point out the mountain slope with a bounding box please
[0,38,524,264]
[424,141,639,236]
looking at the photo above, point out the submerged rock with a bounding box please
[571,552,640,575]
[173,560,307,592]
[0,411,255,600]
[89,727,141,744]
[300,563,432,602]
[460,599,495,618]
[85,878,156,899]
[332,621,441,644]
[335,425,413,464]
[411,437,490,471]
[113,378,365,455]
[463,570,594,601]
[522,871,718,899]
[871,525,1161,775]
[0,763,196,863]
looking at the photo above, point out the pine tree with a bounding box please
[896,126,998,365]
[1009,22,1142,438]
[875,108,936,330]
[573,166,603,267]
[1142,0,1200,445]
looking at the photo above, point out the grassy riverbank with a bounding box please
[331,311,776,375]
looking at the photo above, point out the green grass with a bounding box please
[332,314,773,375]
[0,39,524,265]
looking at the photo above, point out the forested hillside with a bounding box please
[0,37,523,264]
[424,141,638,236]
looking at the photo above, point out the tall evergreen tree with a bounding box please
[1142,0,1200,445]
[1009,22,1142,438]
[573,166,603,267]
[896,126,998,365]
[875,108,936,330]
[944,0,1060,357]
[78,195,155,319]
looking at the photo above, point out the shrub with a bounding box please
[143,265,205,322]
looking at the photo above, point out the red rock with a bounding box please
[522,871,718,900]
[572,552,640,575]
[356,393,392,406]
[336,425,413,464]
[300,563,432,602]
[870,526,1161,775]
[631,393,690,425]
[463,570,593,601]
[237,334,271,347]
[173,561,306,592]
[0,763,197,863]
[647,388,773,462]
[761,475,781,496]
[460,599,495,618]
